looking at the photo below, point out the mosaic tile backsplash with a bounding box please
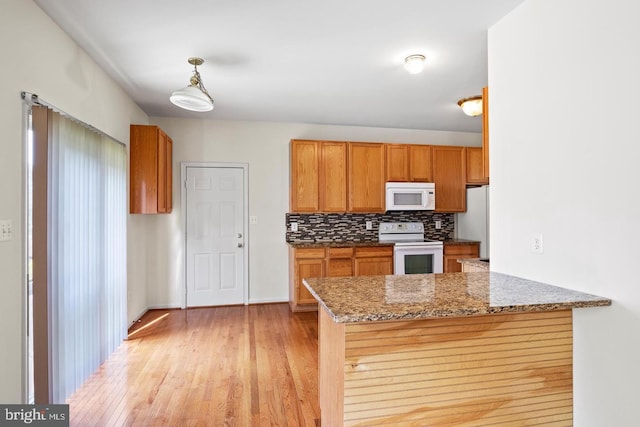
[286,212,454,243]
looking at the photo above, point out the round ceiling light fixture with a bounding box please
[457,95,483,116]
[170,57,215,112]
[404,54,426,74]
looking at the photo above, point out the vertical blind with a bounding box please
[46,109,127,403]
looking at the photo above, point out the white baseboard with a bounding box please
[248,298,288,305]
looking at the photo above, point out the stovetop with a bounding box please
[378,222,443,246]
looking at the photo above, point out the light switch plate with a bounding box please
[0,220,12,242]
[290,222,298,232]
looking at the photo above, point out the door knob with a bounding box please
[237,243,243,248]
[237,233,243,238]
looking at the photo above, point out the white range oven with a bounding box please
[379,222,443,275]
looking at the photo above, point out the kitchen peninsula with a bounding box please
[304,272,610,426]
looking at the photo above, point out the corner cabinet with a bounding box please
[130,125,173,214]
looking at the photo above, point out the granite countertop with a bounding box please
[458,258,490,268]
[443,238,481,246]
[288,241,393,248]
[288,239,480,248]
[303,272,611,323]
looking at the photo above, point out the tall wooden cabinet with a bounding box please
[348,142,386,212]
[482,86,490,181]
[130,125,173,214]
[432,146,466,212]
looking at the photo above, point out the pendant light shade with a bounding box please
[170,57,214,112]
[457,95,483,116]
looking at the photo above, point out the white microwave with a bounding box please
[385,182,436,211]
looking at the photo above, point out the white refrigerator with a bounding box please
[456,185,490,259]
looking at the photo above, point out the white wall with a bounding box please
[0,0,149,402]
[149,117,481,307]
[489,1,640,425]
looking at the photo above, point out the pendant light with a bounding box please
[457,95,483,116]
[170,57,214,112]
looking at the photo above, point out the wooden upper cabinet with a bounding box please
[409,145,433,182]
[466,147,489,185]
[348,142,386,213]
[319,142,347,212]
[130,124,173,214]
[386,144,433,182]
[482,86,489,180]
[290,140,320,212]
[291,140,347,212]
[385,144,409,181]
[432,146,466,212]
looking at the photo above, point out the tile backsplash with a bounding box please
[286,212,454,243]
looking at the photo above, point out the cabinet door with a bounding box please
[296,258,324,305]
[409,145,432,182]
[466,147,489,185]
[348,143,386,212]
[320,142,347,212]
[444,243,479,273]
[130,125,173,214]
[157,130,168,213]
[432,146,466,212]
[482,86,489,180]
[354,257,393,276]
[166,137,173,212]
[386,144,409,182]
[290,140,320,212]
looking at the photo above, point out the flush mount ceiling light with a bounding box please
[457,95,483,116]
[170,57,214,112]
[404,54,426,74]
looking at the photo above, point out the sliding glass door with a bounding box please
[28,102,127,403]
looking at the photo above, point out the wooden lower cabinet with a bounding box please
[353,246,393,276]
[289,245,393,311]
[444,242,480,273]
[289,248,325,311]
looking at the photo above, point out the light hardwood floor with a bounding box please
[66,304,320,426]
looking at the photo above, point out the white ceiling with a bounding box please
[34,0,525,133]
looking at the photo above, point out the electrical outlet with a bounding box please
[434,220,442,230]
[0,220,12,242]
[290,222,298,232]
[366,221,373,230]
[531,234,543,254]
[250,215,258,225]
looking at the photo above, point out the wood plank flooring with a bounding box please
[66,304,320,426]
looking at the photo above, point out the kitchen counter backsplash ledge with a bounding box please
[286,212,454,243]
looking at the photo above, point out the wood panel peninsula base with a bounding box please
[304,272,611,427]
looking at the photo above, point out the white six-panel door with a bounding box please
[185,166,245,307]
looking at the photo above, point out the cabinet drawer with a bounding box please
[444,243,479,256]
[355,246,393,258]
[295,248,326,259]
[327,247,354,258]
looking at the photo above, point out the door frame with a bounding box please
[180,162,249,308]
